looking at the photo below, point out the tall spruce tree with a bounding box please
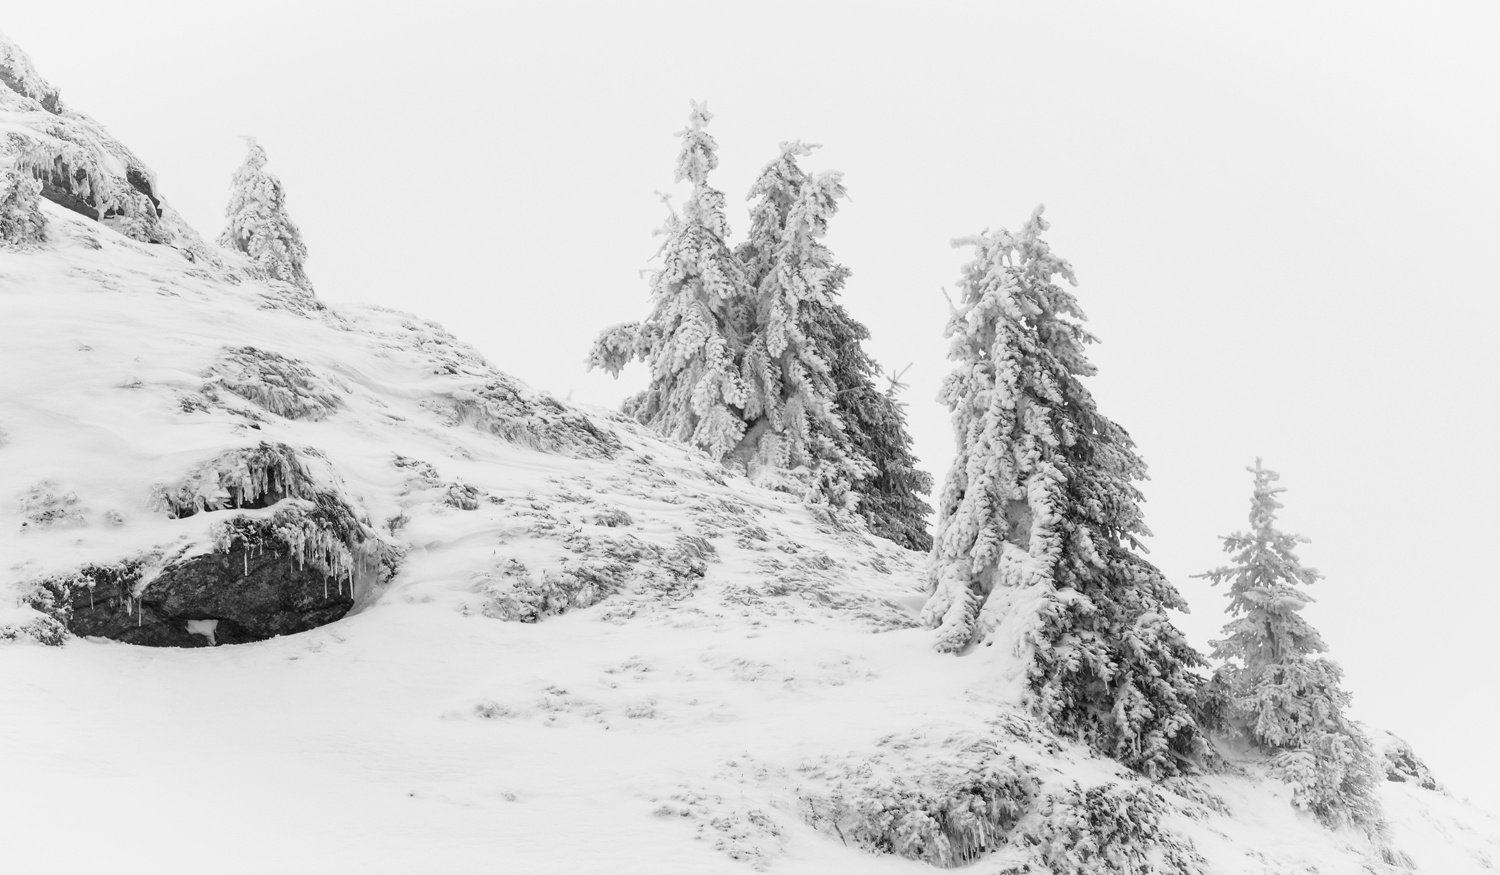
[923,206,1202,777]
[734,143,857,491]
[736,142,931,546]
[1199,461,1385,830]
[588,102,751,461]
[218,137,312,293]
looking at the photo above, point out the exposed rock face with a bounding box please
[0,29,215,260]
[1377,732,1446,793]
[37,545,354,647]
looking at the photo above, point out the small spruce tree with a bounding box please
[588,102,750,461]
[1198,461,1385,831]
[923,206,1203,777]
[218,137,312,293]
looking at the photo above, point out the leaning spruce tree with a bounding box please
[588,102,751,462]
[1199,461,1386,831]
[923,206,1203,778]
[219,137,313,293]
[735,141,867,502]
[736,142,931,546]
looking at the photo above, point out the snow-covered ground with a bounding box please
[3,201,1498,874]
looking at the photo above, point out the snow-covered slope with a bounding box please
[2,35,1497,875]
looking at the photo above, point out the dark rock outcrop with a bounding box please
[34,544,354,647]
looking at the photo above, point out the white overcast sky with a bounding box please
[7,2,1499,811]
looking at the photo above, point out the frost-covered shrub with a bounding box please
[589,506,634,528]
[430,377,621,460]
[17,480,86,529]
[0,613,68,645]
[653,789,787,871]
[475,554,630,622]
[473,530,711,622]
[443,481,481,510]
[151,442,327,517]
[800,727,1039,868]
[801,716,1209,873]
[204,346,344,421]
[392,454,442,491]
[1269,729,1386,831]
[0,167,44,246]
[1027,783,1208,875]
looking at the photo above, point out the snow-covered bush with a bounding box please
[218,137,313,292]
[0,166,44,246]
[1025,782,1208,875]
[0,613,68,645]
[1268,729,1385,831]
[653,788,788,871]
[204,346,344,421]
[800,715,1209,873]
[800,724,1040,868]
[924,206,1203,778]
[473,530,710,622]
[17,479,86,529]
[428,377,621,459]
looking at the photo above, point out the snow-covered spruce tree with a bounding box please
[922,206,1203,778]
[218,137,312,293]
[587,102,750,461]
[736,141,931,544]
[828,352,934,551]
[1198,461,1385,831]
